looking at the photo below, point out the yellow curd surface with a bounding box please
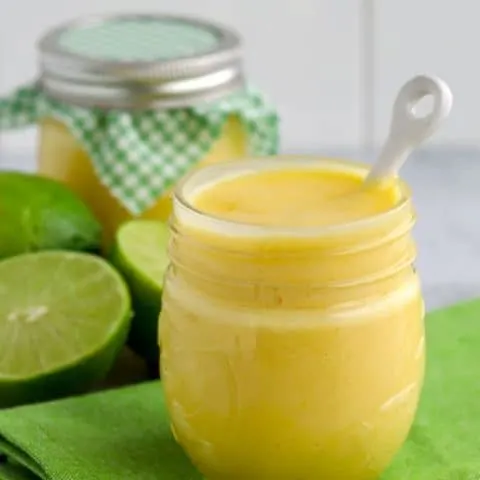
[160,159,425,480]
[37,116,246,246]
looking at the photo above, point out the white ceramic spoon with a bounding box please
[365,75,453,183]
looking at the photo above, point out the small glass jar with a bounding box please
[29,14,275,244]
[160,157,425,479]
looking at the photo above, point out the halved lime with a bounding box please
[110,220,169,366]
[0,251,131,407]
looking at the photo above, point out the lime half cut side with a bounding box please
[110,220,169,366]
[0,251,131,407]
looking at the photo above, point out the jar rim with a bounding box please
[37,13,244,109]
[173,156,412,238]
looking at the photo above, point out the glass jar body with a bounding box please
[37,116,247,246]
[160,158,425,480]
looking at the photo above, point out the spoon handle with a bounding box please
[366,75,453,182]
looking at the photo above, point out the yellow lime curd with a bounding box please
[160,157,425,480]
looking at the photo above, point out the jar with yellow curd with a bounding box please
[160,157,425,480]
[0,14,279,245]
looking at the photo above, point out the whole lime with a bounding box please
[0,171,102,259]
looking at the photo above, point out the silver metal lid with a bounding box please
[38,13,245,110]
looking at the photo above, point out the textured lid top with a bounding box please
[38,14,244,109]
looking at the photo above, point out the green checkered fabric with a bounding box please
[0,85,279,214]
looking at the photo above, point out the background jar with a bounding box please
[0,14,279,245]
[160,157,425,480]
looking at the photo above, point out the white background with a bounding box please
[0,0,478,158]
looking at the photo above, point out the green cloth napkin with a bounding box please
[0,298,480,479]
[0,382,197,480]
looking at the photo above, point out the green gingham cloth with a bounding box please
[0,85,279,214]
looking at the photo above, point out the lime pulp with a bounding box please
[0,251,131,407]
[110,220,169,366]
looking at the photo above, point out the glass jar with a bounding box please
[159,157,425,479]
[21,13,277,245]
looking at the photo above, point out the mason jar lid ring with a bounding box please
[38,13,245,110]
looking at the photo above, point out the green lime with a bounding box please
[0,171,102,259]
[110,220,169,366]
[0,251,131,407]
